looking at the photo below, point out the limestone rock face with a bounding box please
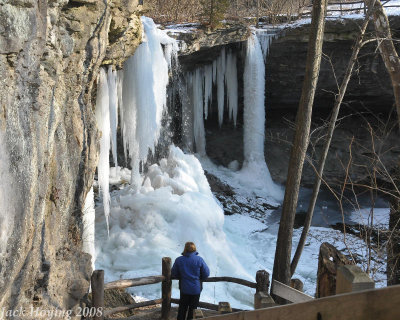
[0,0,141,317]
[177,17,400,187]
[169,24,249,68]
[266,17,400,111]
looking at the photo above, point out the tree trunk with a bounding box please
[364,0,400,286]
[271,0,328,303]
[316,243,352,298]
[368,0,400,126]
[290,1,376,277]
[210,0,214,27]
[256,0,260,28]
[388,196,400,285]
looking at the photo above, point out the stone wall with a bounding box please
[0,0,141,316]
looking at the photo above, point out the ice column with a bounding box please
[108,66,118,167]
[95,68,111,230]
[121,16,178,187]
[243,32,283,201]
[192,69,206,156]
[83,187,95,269]
[225,52,238,126]
[203,64,213,120]
[217,48,226,127]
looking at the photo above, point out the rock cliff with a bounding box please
[175,18,400,188]
[0,0,141,317]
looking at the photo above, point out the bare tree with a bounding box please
[271,0,328,301]
[290,0,377,277]
[363,0,400,286]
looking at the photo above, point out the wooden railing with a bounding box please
[90,257,314,319]
[198,284,400,320]
[91,257,172,320]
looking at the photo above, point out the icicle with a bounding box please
[257,32,275,60]
[192,69,206,156]
[122,17,177,187]
[203,64,213,120]
[212,60,217,84]
[95,68,111,232]
[83,187,95,269]
[225,52,238,126]
[217,48,226,127]
[181,73,194,152]
[117,70,126,162]
[108,66,118,167]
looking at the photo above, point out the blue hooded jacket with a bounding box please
[171,251,210,295]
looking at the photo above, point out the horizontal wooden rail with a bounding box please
[202,277,257,289]
[328,0,365,5]
[201,285,400,320]
[104,299,163,317]
[104,275,165,290]
[171,298,243,313]
[271,280,313,303]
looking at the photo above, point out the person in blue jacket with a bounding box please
[171,242,210,320]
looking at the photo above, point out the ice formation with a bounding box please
[0,131,14,257]
[217,48,226,127]
[225,52,238,126]
[192,70,206,156]
[203,64,213,120]
[94,16,178,232]
[120,16,178,187]
[83,187,96,269]
[108,66,118,167]
[95,68,111,230]
[181,49,239,154]
[257,31,275,60]
[95,146,255,307]
[242,32,283,201]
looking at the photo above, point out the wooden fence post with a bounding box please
[161,257,172,320]
[91,270,104,320]
[336,265,375,294]
[254,270,275,309]
[256,270,270,293]
[290,278,304,292]
[218,302,232,314]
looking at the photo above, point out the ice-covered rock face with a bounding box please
[0,0,141,315]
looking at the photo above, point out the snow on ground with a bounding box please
[350,207,389,228]
[199,156,283,207]
[95,147,388,309]
[256,0,400,30]
[164,23,202,34]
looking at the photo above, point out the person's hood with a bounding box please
[182,251,198,257]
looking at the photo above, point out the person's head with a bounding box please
[182,242,196,255]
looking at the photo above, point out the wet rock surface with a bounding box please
[266,17,400,112]
[0,0,141,316]
[205,171,279,217]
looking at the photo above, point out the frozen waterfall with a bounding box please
[120,16,178,188]
[242,32,283,201]
[181,49,239,155]
[95,16,178,207]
